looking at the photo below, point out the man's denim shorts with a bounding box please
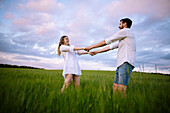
[114,62,134,86]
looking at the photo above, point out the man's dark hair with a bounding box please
[120,18,132,28]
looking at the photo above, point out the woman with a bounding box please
[58,35,88,93]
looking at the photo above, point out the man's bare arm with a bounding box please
[89,46,110,56]
[74,47,85,51]
[85,40,106,52]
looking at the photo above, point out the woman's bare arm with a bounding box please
[77,51,88,55]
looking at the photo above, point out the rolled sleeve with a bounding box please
[109,43,119,50]
[105,29,128,44]
[105,38,111,45]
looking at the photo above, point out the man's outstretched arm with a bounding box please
[89,42,119,56]
[89,46,110,56]
[85,40,106,52]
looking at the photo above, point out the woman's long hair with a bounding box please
[58,35,68,56]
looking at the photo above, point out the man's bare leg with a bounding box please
[117,84,127,97]
[113,83,118,94]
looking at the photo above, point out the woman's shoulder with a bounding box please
[60,45,68,49]
[60,45,75,52]
[60,45,66,51]
[60,45,74,48]
[60,45,67,47]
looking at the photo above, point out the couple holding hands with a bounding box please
[57,18,136,97]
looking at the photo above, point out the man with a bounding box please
[85,18,136,97]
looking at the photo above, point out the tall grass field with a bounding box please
[0,68,169,113]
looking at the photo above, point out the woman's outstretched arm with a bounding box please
[60,45,85,52]
[77,51,88,55]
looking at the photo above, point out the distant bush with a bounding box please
[0,64,43,69]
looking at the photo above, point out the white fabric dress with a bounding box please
[60,45,82,78]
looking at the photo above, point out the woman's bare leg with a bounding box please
[61,74,73,93]
[73,75,80,88]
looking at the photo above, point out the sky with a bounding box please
[0,0,170,74]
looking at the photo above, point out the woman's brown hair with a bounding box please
[57,35,68,56]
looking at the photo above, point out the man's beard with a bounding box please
[119,26,123,29]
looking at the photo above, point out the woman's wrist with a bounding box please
[95,51,99,54]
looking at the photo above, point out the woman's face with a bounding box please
[64,37,69,45]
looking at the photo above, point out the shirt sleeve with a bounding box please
[109,43,119,50]
[60,45,75,53]
[75,51,80,55]
[105,29,128,44]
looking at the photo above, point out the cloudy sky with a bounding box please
[0,0,170,74]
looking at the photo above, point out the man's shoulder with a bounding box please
[117,28,130,35]
[121,28,130,31]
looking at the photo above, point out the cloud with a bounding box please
[0,0,170,74]
[18,0,64,13]
[35,22,56,35]
[33,43,48,52]
[12,18,33,32]
[103,0,170,33]
[0,32,57,58]
[0,52,63,69]
[105,0,170,18]
[10,12,60,52]
[0,51,116,71]
[12,13,53,32]
[161,53,170,60]
[59,3,116,47]
[4,13,14,19]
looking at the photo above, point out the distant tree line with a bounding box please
[0,64,43,69]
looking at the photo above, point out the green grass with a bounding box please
[0,68,169,113]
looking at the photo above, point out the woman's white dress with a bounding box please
[60,45,82,78]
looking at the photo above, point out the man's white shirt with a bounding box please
[105,28,136,68]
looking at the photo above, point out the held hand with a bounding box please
[89,51,97,56]
[82,47,85,50]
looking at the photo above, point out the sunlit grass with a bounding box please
[0,68,169,113]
